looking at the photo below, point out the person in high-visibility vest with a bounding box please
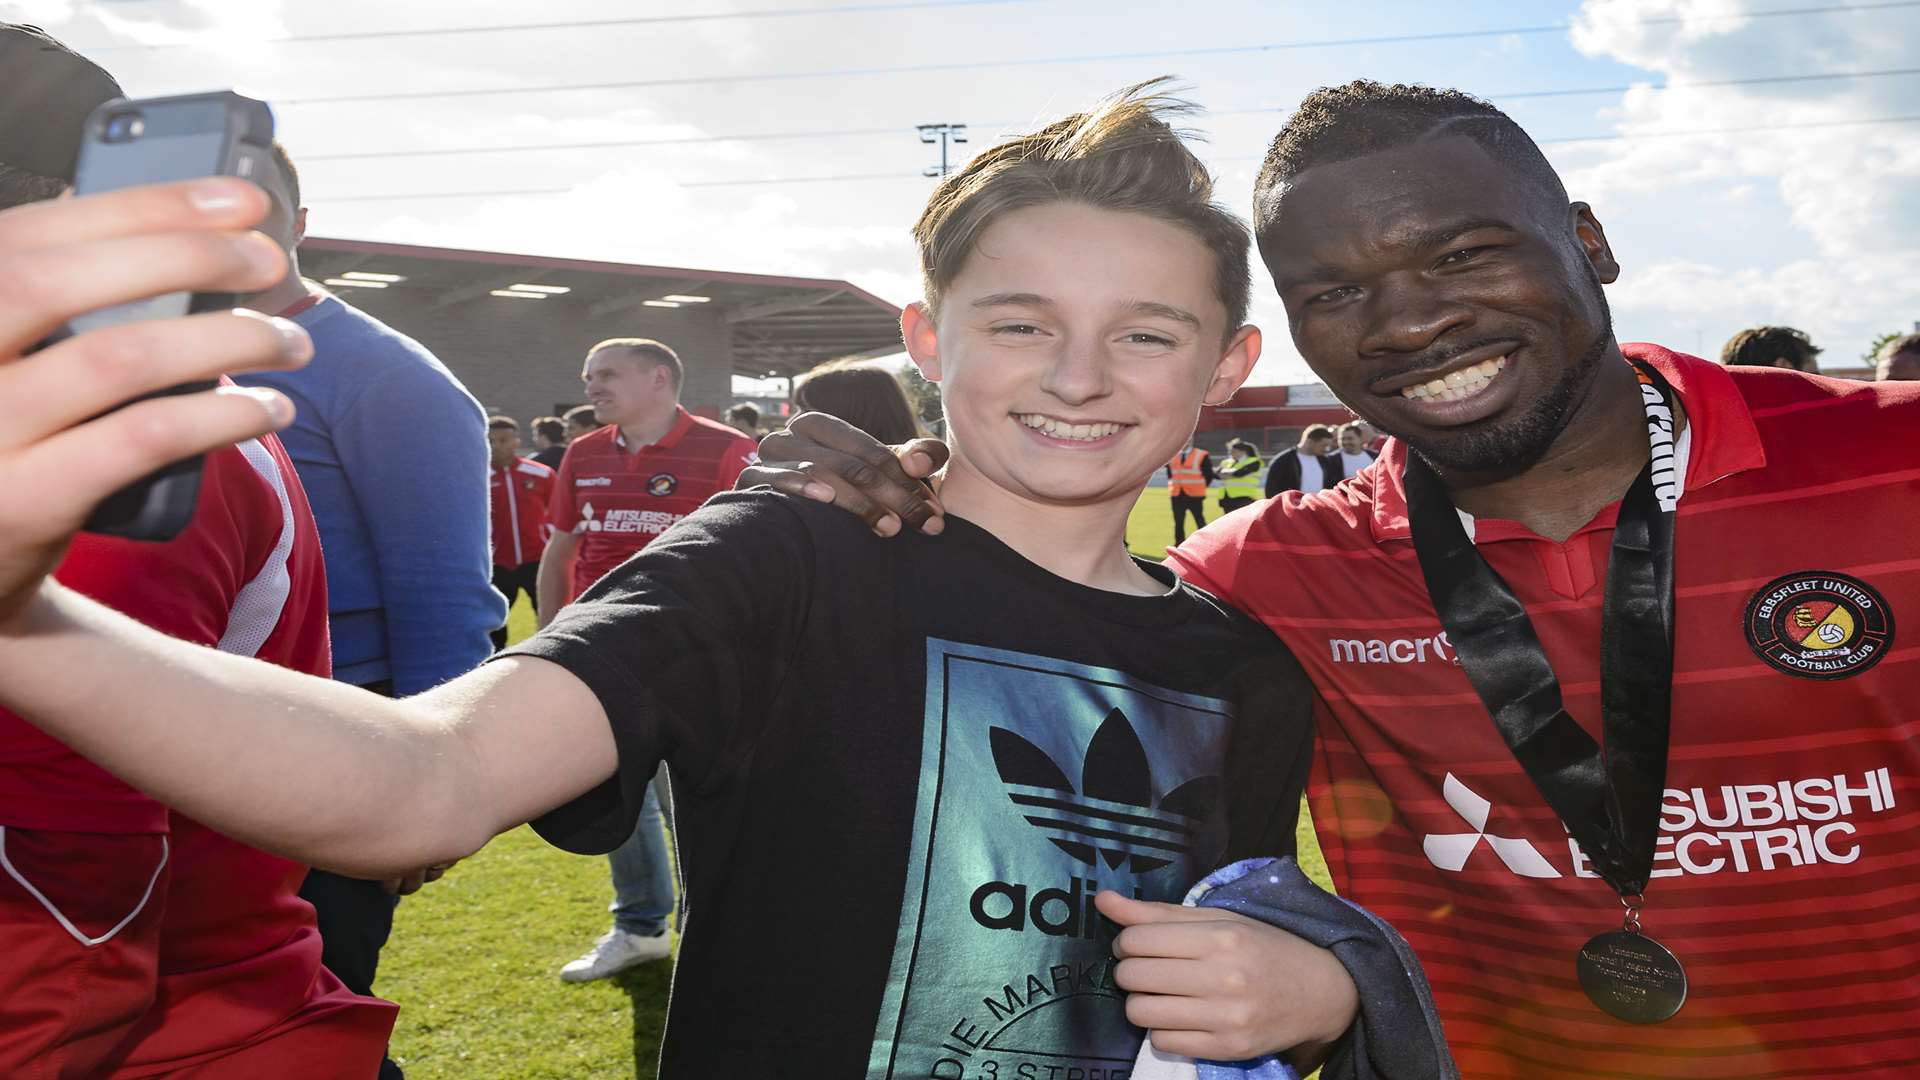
[1216,438,1264,514]
[1165,442,1215,544]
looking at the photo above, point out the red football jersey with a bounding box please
[0,437,331,833]
[549,406,757,599]
[1171,346,1920,1079]
[490,456,556,568]
[0,430,395,1073]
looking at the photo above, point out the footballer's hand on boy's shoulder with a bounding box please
[1097,890,1359,1066]
[741,410,949,537]
[0,178,306,626]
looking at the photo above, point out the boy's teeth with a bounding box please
[1018,415,1121,441]
[1399,354,1510,401]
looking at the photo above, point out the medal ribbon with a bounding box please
[1403,363,1677,902]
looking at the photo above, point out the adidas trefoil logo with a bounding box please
[989,707,1219,874]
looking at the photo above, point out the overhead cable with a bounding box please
[82,0,1030,51]
[317,113,1920,201]
[277,1,1920,106]
[299,66,1920,162]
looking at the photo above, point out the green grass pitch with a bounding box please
[379,488,1328,1077]
[1124,481,1240,561]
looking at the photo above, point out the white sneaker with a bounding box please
[558,928,673,982]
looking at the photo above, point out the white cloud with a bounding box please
[1,0,77,21]
[350,164,913,294]
[54,0,290,51]
[1564,0,1920,364]
[1605,252,1912,359]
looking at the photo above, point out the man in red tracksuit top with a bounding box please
[0,431,396,1078]
[487,415,556,648]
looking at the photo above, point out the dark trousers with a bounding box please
[300,677,405,1080]
[490,562,539,649]
[1170,494,1208,545]
[1219,495,1255,514]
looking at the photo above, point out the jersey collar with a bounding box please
[611,405,696,453]
[1368,343,1767,544]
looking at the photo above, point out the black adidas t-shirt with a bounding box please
[503,490,1315,1078]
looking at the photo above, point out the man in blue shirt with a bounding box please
[235,143,505,1080]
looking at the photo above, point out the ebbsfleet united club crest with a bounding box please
[1744,570,1894,680]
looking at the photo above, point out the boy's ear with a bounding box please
[1201,325,1263,406]
[901,302,943,383]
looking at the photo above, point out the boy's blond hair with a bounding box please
[912,77,1251,337]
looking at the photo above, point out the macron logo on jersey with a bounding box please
[575,477,613,487]
[1329,631,1455,665]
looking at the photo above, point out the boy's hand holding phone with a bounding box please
[1098,889,1361,1066]
[0,177,307,628]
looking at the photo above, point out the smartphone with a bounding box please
[66,91,276,541]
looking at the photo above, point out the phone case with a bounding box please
[72,91,276,541]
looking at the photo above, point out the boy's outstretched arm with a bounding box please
[4,595,610,876]
[0,178,618,877]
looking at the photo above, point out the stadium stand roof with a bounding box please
[301,238,903,378]
[296,238,904,421]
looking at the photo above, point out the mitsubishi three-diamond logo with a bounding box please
[1422,773,1562,878]
[988,706,1218,875]
[574,501,602,534]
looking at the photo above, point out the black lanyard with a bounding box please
[1402,365,1677,902]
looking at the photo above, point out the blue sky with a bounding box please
[14,0,1919,383]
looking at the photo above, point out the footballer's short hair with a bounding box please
[913,76,1251,337]
[531,416,565,442]
[487,415,518,432]
[588,337,684,395]
[1253,81,1567,253]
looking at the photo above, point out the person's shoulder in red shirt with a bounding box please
[514,455,557,482]
[678,412,759,488]
[513,456,558,517]
[1168,458,1384,608]
[113,431,396,1077]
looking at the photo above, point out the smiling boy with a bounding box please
[0,85,1364,1077]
